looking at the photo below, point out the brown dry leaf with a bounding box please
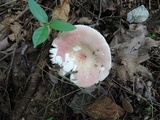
[8,33,15,41]
[111,24,147,46]
[85,96,125,120]
[77,17,92,24]
[8,22,22,41]
[0,15,16,28]
[0,15,16,40]
[111,24,160,82]
[122,99,133,113]
[52,0,70,21]
[10,22,22,37]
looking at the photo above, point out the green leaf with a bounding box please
[148,33,157,39]
[145,106,152,113]
[32,26,49,48]
[28,0,48,23]
[47,117,53,120]
[49,20,76,31]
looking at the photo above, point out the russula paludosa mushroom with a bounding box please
[49,25,111,88]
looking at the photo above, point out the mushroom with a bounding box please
[49,25,111,88]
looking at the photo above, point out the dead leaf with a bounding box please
[77,17,92,24]
[111,24,147,46]
[111,24,160,82]
[52,0,70,21]
[10,22,21,36]
[0,15,16,40]
[85,96,125,120]
[8,33,15,41]
[9,22,22,41]
[1,15,16,27]
[122,99,133,113]
[91,0,117,12]
[136,65,153,80]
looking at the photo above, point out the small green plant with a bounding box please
[148,33,157,39]
[28,0,76,48]
[145,106,152,113]
[47,117,53,120]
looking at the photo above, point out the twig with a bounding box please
[15,5,29,21]
[112,79,160,107]
[149,0,151,10]
[0,86,11,112]
[96,0,102,25]
[0,0,16,7]
[0,51,13,61]
[37,89,80,114]
[5,43,17,91]
[158,0,160,9]
[42,85,55,120]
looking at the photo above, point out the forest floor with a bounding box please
[0,0,160,120]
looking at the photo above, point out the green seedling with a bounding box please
[145,106,152,113]
[148,33,157,39]
[47,117,54,120]
[28,0,76,48]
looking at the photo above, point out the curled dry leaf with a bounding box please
[77,17,92,24]
[0,15,16,27]
[8,34,15,41]
[85,96,125,120]
[10,22,22,37]
[8,22,22,41]
[111,24,147,46]
[52,0,70,21]
[122,99,133,113]
[0,15,16,40]
[111,24,160,82]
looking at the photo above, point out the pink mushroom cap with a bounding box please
[50,25,111,88]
